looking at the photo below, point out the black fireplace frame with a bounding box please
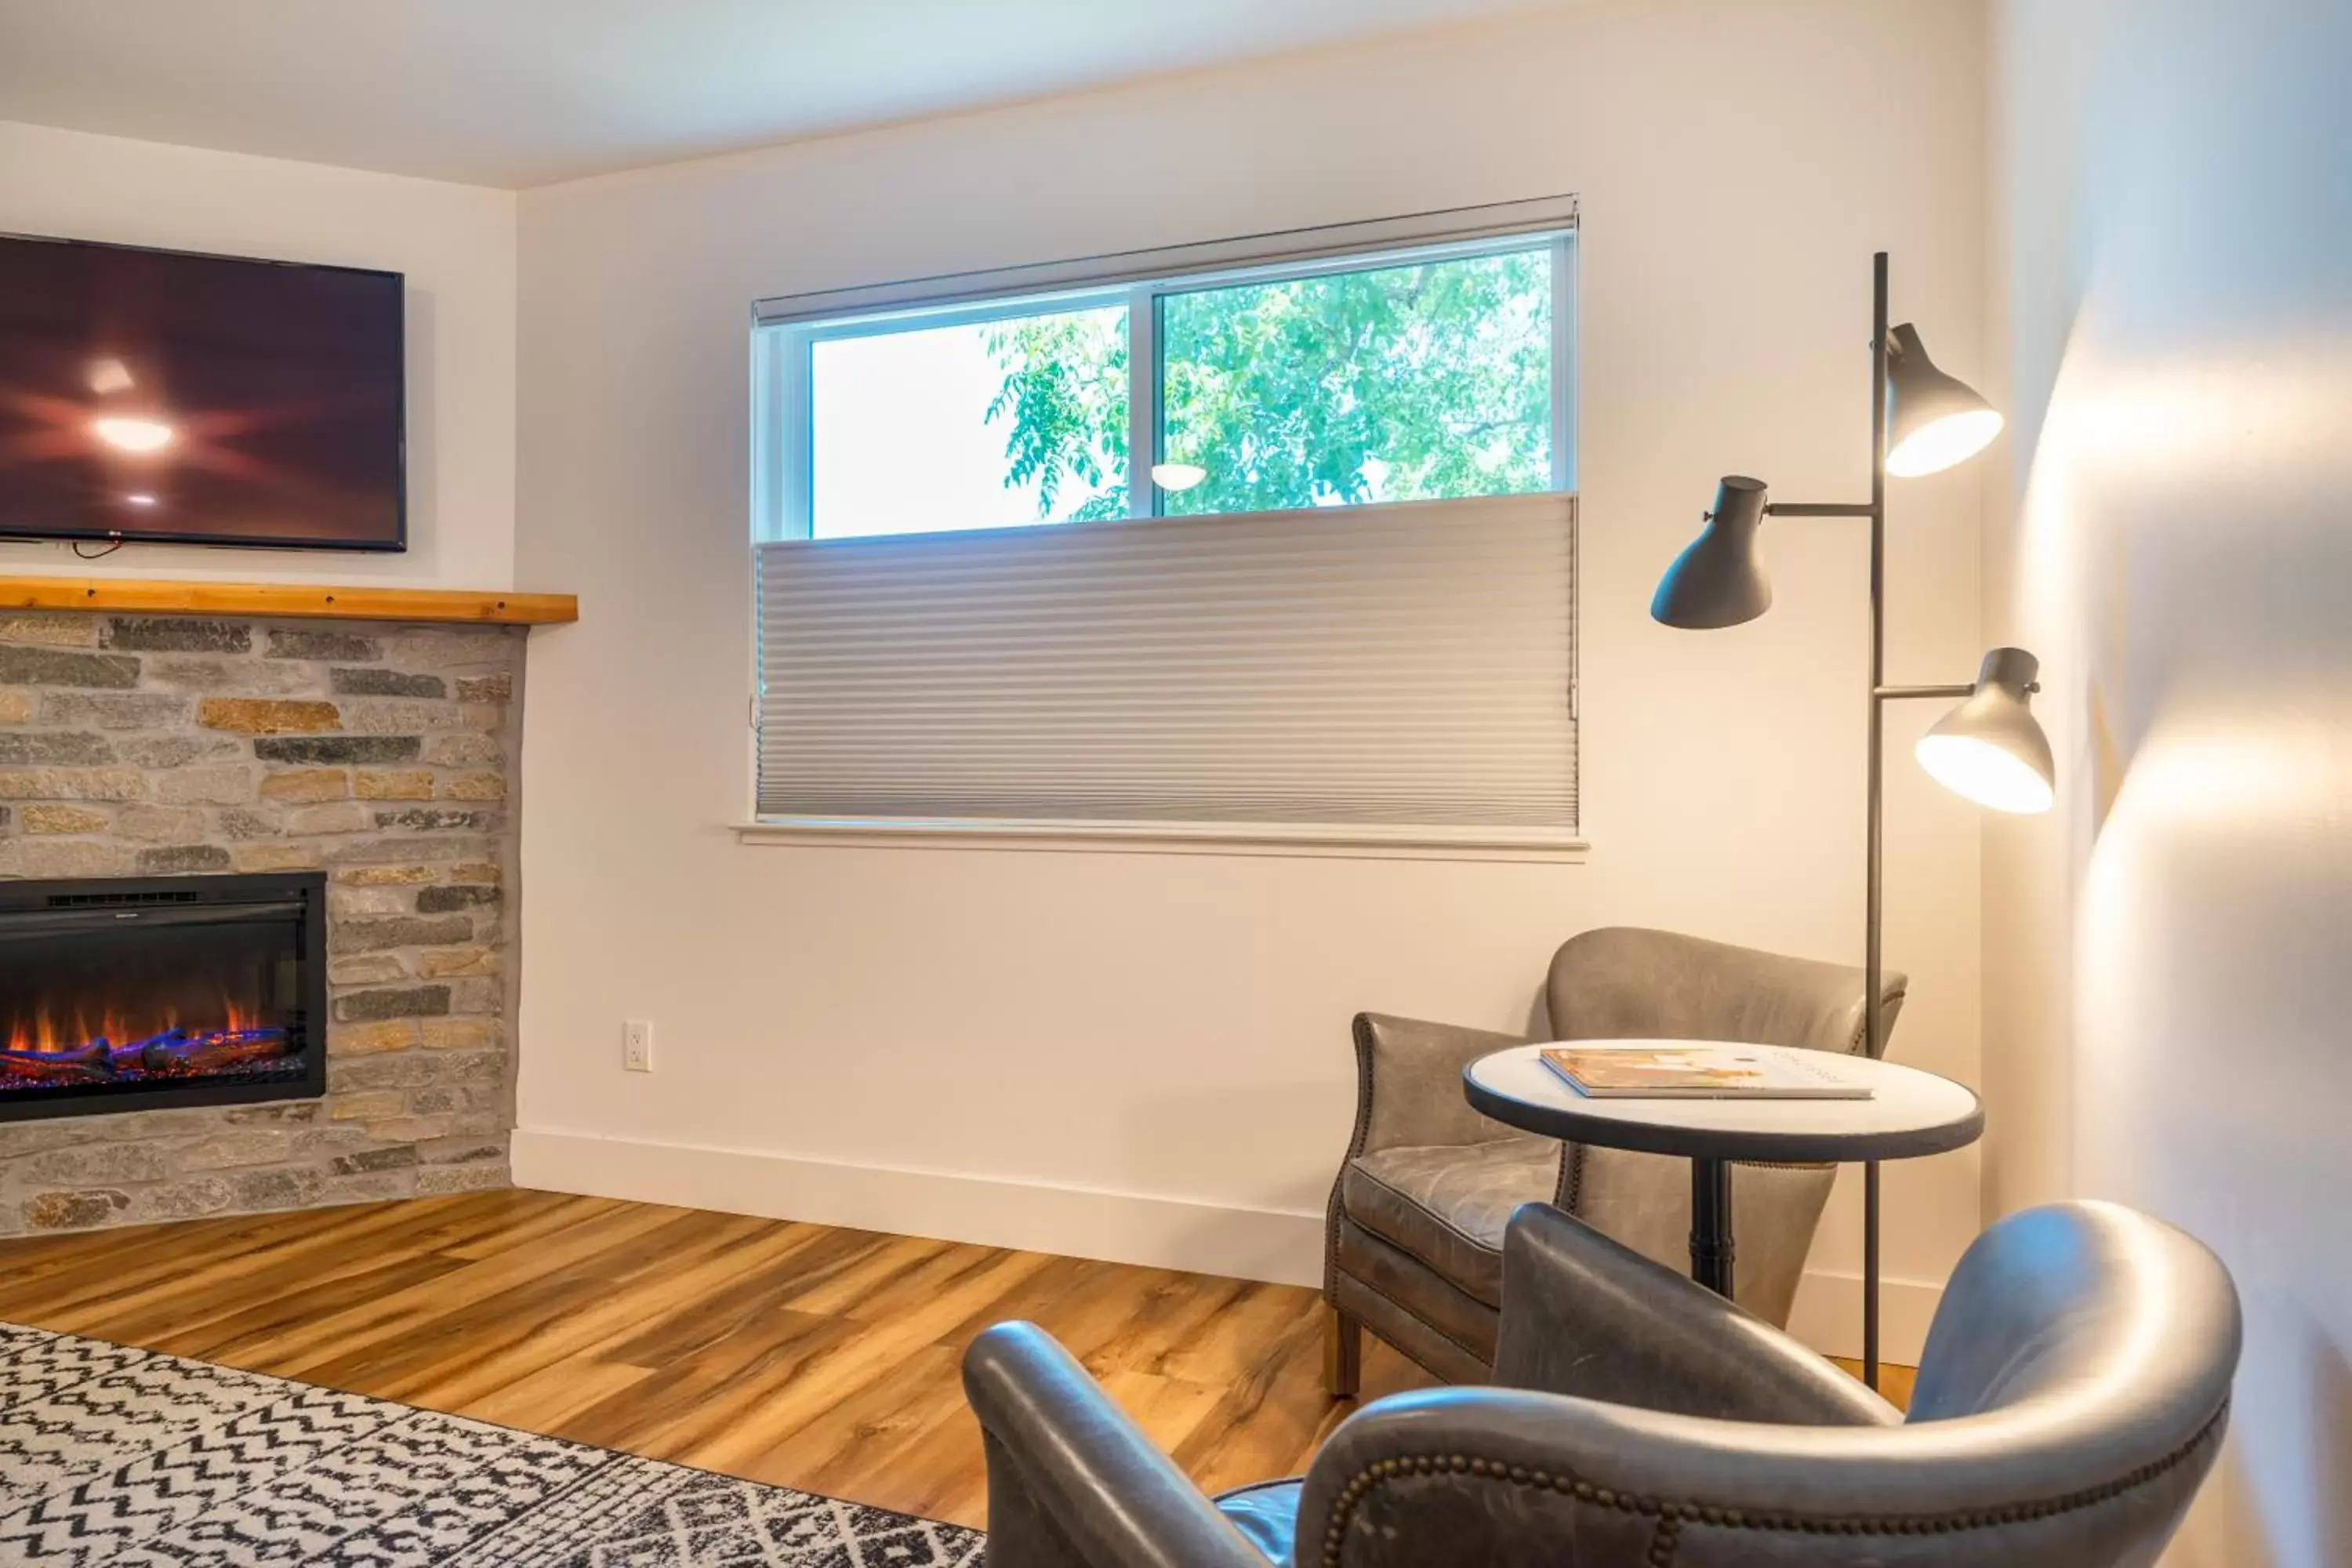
[0,870,328,1123]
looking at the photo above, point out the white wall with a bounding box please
[0,120,517,589]
[1982,0,2352,1561]
[513,0,1990,1354]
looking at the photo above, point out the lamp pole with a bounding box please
[1757,255,1972,1391]
[1653,252,2042,1394]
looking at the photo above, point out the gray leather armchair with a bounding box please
[1325,927,1906,1391]
[964,1199,2241,1567]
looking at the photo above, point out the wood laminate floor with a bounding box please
[0,1189,1911,1529]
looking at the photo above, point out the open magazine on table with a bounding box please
[1539,1044,1872,1100]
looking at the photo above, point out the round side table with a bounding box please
[1462,1040,1982,1299]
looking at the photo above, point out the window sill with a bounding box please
[732,817,1588,864]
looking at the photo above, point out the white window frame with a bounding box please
[753,195,1579,542]
[742,196,1586,861]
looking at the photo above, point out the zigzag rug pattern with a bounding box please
[0,1321,987,1566]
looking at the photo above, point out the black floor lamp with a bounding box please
[1649,252,2056,1390]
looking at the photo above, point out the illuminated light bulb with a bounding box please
[1915,648,2056,815]
[1887,408,2003,477]
[1884,323,2002,477]
[1151,462,1207,492]
[123,493,158,507]
[86,358,135,395]
[1915,732,2054,814]
[91,416,175,454]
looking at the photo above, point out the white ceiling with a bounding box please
[0,0,1561,188]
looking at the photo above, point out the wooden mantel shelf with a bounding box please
[0,575,577,626]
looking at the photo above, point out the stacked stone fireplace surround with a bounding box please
[0,609,524,1235]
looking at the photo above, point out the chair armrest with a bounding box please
[963,1321,1269,1568]
[1493,1203,1898,1426]
[1349,1011,1530,1157]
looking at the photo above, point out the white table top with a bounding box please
[1463,1040,1983,1163]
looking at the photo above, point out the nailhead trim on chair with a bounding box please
[1317,1405,2226,1566]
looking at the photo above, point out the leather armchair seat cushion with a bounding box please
[1213,1479,1301,1565]
[1341,1138,1558,1308]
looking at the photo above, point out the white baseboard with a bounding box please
[510,1127,1328,1288]
[1786,1267,1943,1364]
[514,1128,1941,1358]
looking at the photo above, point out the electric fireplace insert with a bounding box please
[0,872,325,1123]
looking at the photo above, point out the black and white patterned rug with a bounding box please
[0,1321,986,1566]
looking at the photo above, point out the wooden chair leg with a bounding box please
[1323,1305,1363,1399]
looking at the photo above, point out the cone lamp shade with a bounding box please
[1915,647,2056,814]
[1884,324,2002,477]
[1651,476,1772,629]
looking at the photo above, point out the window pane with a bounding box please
[1156,250,1552,517]
[811,303,1127,539]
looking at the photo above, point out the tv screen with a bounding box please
[0,233,404,552]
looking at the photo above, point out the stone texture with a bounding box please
[267,628,379,661]
[328,955,408,986]
[441,772,506,801]
[331,887,412,919]
[419,1019,499,1051]
[22,804,110,834]
[0,768,144,800]
[136,844,233,873]
[0,647,139,688]
[285,800,374,835]
[332,668,446,698]
[25,1190,131,1229]
[260,769,349,802]
[337,1021,422,1054]
[0,731,114,764]
[424,734,503,768]
[40,693,192,729]
[234,843,325,873]
[172,1131,293,1171]
[24,1144,172,1184]
[334,985,453,1022]
[147,657,315,695]
[0,613,521,1235]
[328,1090,406,1122]
[118,735,245,768]
[216,808,281,840]
[115,804,211,842]
[374,808,492,832]
[333,916,474,954]
[0,840,133,877]
[341,864,437,886]
[154,766,256,804]
[417,947,498,979]
[199,698,343,735]
[339,699,466,735]
[355,770,434,800]
[417,884,499,913]
[0,614,97,647]
[103,617,252,653]
[252,735,419,765]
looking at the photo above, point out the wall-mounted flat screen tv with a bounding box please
[0,233,404,552]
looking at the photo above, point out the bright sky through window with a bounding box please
[810,309,1125,539]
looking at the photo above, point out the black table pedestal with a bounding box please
[1689,1156,1735,1297]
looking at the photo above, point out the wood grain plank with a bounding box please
[0,575,578,625]
[0,1192,1915,1533]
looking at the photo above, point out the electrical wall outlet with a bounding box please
[623,1018,655,1073]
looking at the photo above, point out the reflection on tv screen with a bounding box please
[0,234,404,552]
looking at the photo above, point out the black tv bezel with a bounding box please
[0,230,408,555]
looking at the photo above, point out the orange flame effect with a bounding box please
[3,991,263,1055]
